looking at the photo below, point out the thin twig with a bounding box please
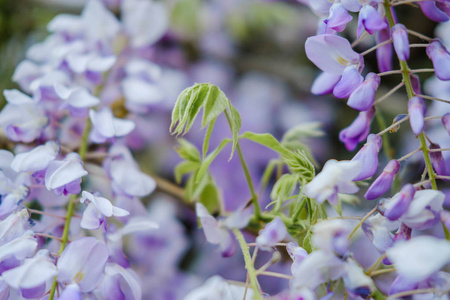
[348,206,377,239]
[373,82,404,106]
[361,39,392,56]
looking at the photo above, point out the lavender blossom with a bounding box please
[339,107,375,151]
[426,40,450,81]
[391,24,410,61]
[365,160,400,200]
[379,184,416,221]
[347,73,380,111]
[408,96,427,135]
[351,134,382,181]
[256,217,288,251]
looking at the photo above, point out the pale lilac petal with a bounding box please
[112,118,135,137]
[341,0,362,12]
[110,159,156,197]
[59,283,82,300]
[122,78,165,106]
[102,264,142,300]
[389,276,419,296]
[2,250,57,289]
[343,259,374,298]
[112,206,130,217]
[305,34,363,75]
[351,134,382,181]
[376,27,393,72]
[365,160,400,200]
[386,236,450,282]
[196,203,221,245]
[0,209,31,244]
[357,5,387,37]
[325,3,352,32]
[11,141,59,173]
[312,219,350,255]
[392,24,410,61]
[80,203,102,230]
[58,237,109,292]
[81,0,121,42]
[362,213,396,253]
[311,72,341,95]
[429,143,448,176]
[256,217,287,250]
[408,96,426,135]
[45,154,88,191]
[333,66,363,98]
[0,230,37,261]
[89,108,115,139]
[401,190,444,230]
[443,113,450,134]
[81,191,113,217]
[55,84,100,108]
[426,40,450,81]
[219,229,235,257]
[347,73,380,111]
[3,90,34,105]
[86,56,116,73]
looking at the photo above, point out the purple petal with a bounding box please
[333,66,363,98]
[80,203,102,230]
[339,107,375,151]
[365,160,400,200]
[11,141,59,173]
[401,190,444,230]
[325,3,352,32]
[357,5,387,37]
[311,72,341,95]
[389,276,419,296]
[351,134,382,181]
[426,40,450,81]
[256,217,287,250]
[408,96,426,135]
[305,34,363,75]
[443,113,450,134]
[392,23,410,61]
[376,27,393,72]
[419,1,449,22]
[429,143,448,176]
[347,73,380,111]
[381,184,416,221]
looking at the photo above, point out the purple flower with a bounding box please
[59,284,82,300]
[45,153,88,196]
[333,66,363,98]
[304,159,362,205]
[443,113,450,134]
[386,236,450,282]
[357,4,387,38]
[0,90,48,143]
[362,213,396,254]
[256,217,287,251]
[324,3,352,32]
[57,237,109,292]
[375,27,393,72]
[0,230,37,262]
[391,24,410,61]
[339,107,375,151]
[379,184,416,221]
[429,143,448,176]
[312,219,350,256]
[389,275,419,296]
[351,134,382,181]
[305,34,363,75]
[347,73,380,111]
[426,40,450,81]
[408,96,426,135]
[286,242,309,274]
[55,84,100,117]
[365,160,400,200]
[400,189,444,230]
[342,259,374,298]
[80,191,129,230]
[89,108,136,144]
[11,141,59,174]
[2,249,57,290]
[419,1,449,22]
[101,263,142,300]
[311,72,341,95]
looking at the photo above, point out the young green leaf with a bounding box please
[175,139,201,162]
[174,160,200,183]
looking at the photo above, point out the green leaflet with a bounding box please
[270,174,299,211]
[199,183,220,213]
[175,139,201,163]
[240,132,315,182]
[170,83,241,159]
[174,160,200,184]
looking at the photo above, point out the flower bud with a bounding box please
[339,107,375,151]
[375,27,393,72]
[408,96,426,135]
[347,73,380,111]
[429,143,448,176]
[365,160,400,200]
[391,24,410,61]
[426,40,450,81]
[333,66,363,98]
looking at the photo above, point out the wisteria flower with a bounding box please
[45,153,88,196]
[11,141,59,177]
[391,24,410,61]
[89,108,136,144]
[339,107,375,151]
[351,134,382,181]
[304,159,362,205]
[400,189,444,230]
[426,40,450,81]
[408,96,427,135]
[54,84,100,117]
[365,160,400,200]
[312,219,350,256]
[347,73,380,111]
[80,191,129,230]
[256,217,288,251]
[101,263,142,300]
[379,184,416,221]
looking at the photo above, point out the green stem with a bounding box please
[233,228,263,300]
[348,206,377,240]
[384,0,438,191]
[48,117,92,300]
[291,193,307,223]
[225,111,261,219]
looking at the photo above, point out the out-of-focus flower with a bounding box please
[304,159,362,205]
[426,40,450,81]
[101,263,142,300]
[400,189,444,230]
[89,108,136,144]
[365,160,400,200]
[184,275,254,300]
[356,4,387,37]
[342,259,374,298]
[11,141,59,174]
[256,217,288,251]
[312,219,350,256]
[443,113,450,134]
[386,236,450,282]
[429,143,448,176]
[55,84,100,117]
[324,3,352,32]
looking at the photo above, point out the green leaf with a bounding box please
[283,150,315,182]
[202,85,229,127]
[240,132,292,158]
[175,139,201,162]
[302,229,313,253]
[226,105,242,159]
[199,183,220,213]
[192,170,211,200]
[270,174,298,211]
[174,160,200,184]
[197,138,231,183]
[202,117,217,159]
[179,84,209,134]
